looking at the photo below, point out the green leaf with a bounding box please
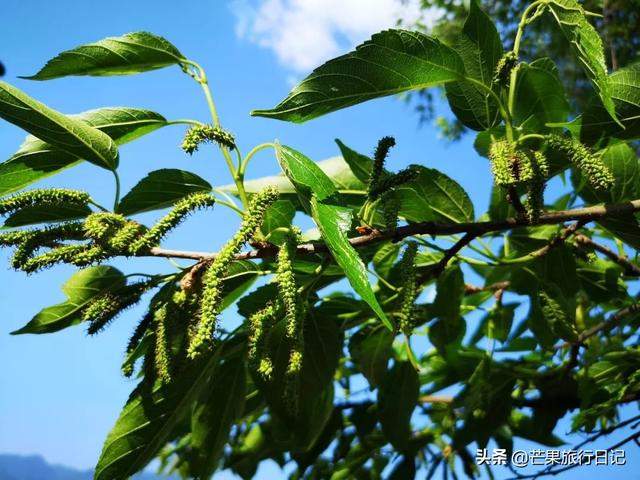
[311,198,393,331]
[378,361,419,451]
[94,351,221,480]
[191,358,247,478]
[546,0,618,125]
[486,303,517,342]
[252,29,464,123]
[276,144,392,330]
[0,107,166,196]
[396,166,475,223]
[3,203,91,228]
[0,82,119,170]
[582,62,640,144]
[24,32,186,80]
[261,200,296,245]
[513,58,570,131]
[117,169,212,215]
[223,156,364,204]
[349,325,394,388]
[445,0,503,130]
[12,266,125,334]
[572,143,640,248]
[335,139,372,184]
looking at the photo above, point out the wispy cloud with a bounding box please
[231,0,438,73]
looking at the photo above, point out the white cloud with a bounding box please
[231,0,438,73]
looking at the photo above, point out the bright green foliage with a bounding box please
[188,186,278,359]
[2,5,640,479]
[181,124,236,154]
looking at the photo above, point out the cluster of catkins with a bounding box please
[488,135,614,222]
[247,227,306,415]
[361,137,419,231]
[0,189,216,273]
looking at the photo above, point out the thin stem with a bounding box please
[166,119,203,127]
[88,199,109,213]
[240,142,275,176]
[112,170,121,211]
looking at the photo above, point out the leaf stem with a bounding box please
[240,142,275,176]
[112,170,121,211]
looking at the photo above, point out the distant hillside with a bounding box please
[0,454,170,480]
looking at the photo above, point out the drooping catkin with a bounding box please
[83,212,128,241]
[538,287,579,343]
[187,186,279,359]
[153,303,172,383]
[181,124,236,154]
[367,136,396,199]
[247,303,278,380]
[398,242,419,335]
[546,135,614,191]
[0,189,90,216]
[6,222,86,270]
[130,192,216,254]
[381,191,401,232]
[83,282,150,335]
[122,310,154,377]
[275,229,305,414]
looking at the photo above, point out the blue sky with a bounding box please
[0,0,638,478]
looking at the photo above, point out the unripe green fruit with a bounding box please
[493,51,518,86]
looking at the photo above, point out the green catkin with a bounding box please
[546,135,614,191]
[525,179,546,223]
[489,140,537,186]
[381,191,401,232]
[6,222,86,270]
[369,165,420,200]
[130,192,216,254]
[83,283,150,335]
[247,303,278,380]
[181,124,236,154]
[188,186,279,359]
[153,303,172,383]
[398,242,419,335]
[493,51,518,86]
[538,288,579,343]
[122,310,154,377]
[367,136,396,199]
[524,150,549,223]
[0,188,90,216]
[19,244,88,273]
[83,212,128,244]
[275,229,305,414]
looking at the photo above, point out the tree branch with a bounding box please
[146,199,640,261]
[574,234,640,276]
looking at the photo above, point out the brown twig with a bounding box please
[464,281,511,295]
[145,199,640,262]
[574,234,640,276]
